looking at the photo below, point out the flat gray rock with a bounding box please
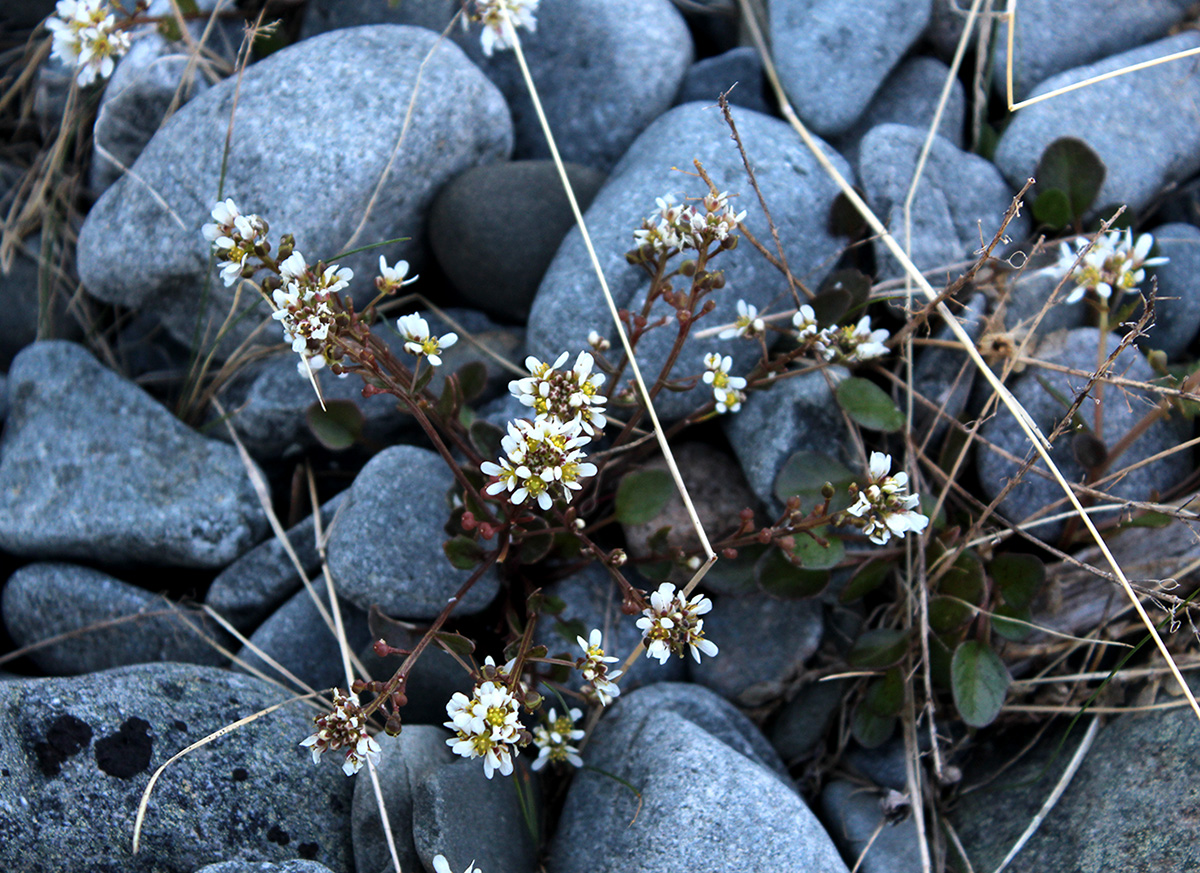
[302,0,692,172]
[0,341,267,567]
[771,0,931,137]
[325,445,500,619]
[1135,222,1200,358]
[547,683,847,873]
[976,328,1191,540]
[2,562,226,675]
[821,780,923,873]
[527,101,852,422]
[859,124,1026,282]
[76,25,512,357]
[994,32,1200,216]
[0,663,353,873]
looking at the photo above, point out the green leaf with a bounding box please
[640,561,674,582]
[615,469,675,525]
[928,595,973,634]
[851,705,896,749]
[829,192,869,237]
[862,667,906,717]
[839,559,895,603]
[938,549,986,605]
[1127,510,1173,529]
[847,628,910,669]
[1032,188,1072,229]
[305,399,363,450]
[456,361,488,402]
[990,553,1045,611]
[756,547,829,599]
[516,516,554,564]
[790,527,845,570]
[434,631,475,658]
[774,451,857,509]
[435,373,463,419]
[951,640,1010,727]
[835,378,905,433]
[813,269,871,324]
[1035,137,1106,223]
[469,419,504,459]
[443,536,484,570]
[991,602,1033,642]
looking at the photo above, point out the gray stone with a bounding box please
[0,373,6,421]
[845,737,910,792]
[991,0,1190,102]
[953,695,1200,872]
[690,592,823,705]
[912,292,987,444]
[528,101,852,422]
[195,863,337,873]
[351,726,454,873]
[997,259,1091,338]
[0,341,267,567]
[535,563,687,695]
[821,780,923,873]
[302,0,692,173]
[770,678,846,764]
[725,365,854,512]
[0,663,353,873]
[675,47,771,115]
[976,328,1191,540]
[206,494,346,632]
[1136,222,1200,358]
[236,585,372,694]
[76,25,512,357]
[411,759,537,873]
[859,124,1027,282]
[429,161,606,322]
[548,683,847,873]
[923,0,972,63]
[1,562,227,675]
[326,445,500,618]
[835,57,967,166]
[770,0,931,137]
[994,32,1200,216]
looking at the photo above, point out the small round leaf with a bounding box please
[835,377,905,433]
[951,640,1010,728]
[615,469,675,525]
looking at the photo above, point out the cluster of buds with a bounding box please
[632,190,746,257]
[636,582,719,665]
[46,0,131,86]
[844,452,930,545]
[530,707,585,770]
[702,352,747,414]
[271,251,354,376]
[576,629,623,706]
[1049,228,1168,304]
[471,0,539,56]
[299,690,382,776]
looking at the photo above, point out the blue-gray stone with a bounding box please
[912,292,987,444]
[528,101,852,422]
[859,124,1027,282]
[0,663,353,873]
[976,328,1191,540]
[770,678,846,764]
[675,47,771,115]
[302,0,692,173]
[1136,222,1200,359]
[821,780,923,873]
[0,341,267,567]
[1,562,227,675]
[326,444,500,619]
[548,683,847,873]
[770,0,931,137]
[76,25,512,357]
[994,32,1200,216]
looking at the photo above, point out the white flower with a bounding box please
[702,352,747,413]
[844,451,930,546]
[46,0,131,86]
[397,312,458,366]
[443,680,524,779]
[299,690,381,776]
[718,299,765,340]
[576,629,623,706]
[433,854,480,873]
[509,350,607,435]
[475,0,538,56]
[481,417,597,511]
[377,255,418,294]
[531,707,585,771]
[635,582,718,664]
[792,304,819,341]
[587,330,611,352]
[632,190,745,254]
[200,198,268,287]
[814,315,890,362]
[1050,229,1169,304]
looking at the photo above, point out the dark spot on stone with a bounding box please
[267,824,290,846]
[232,767,248,782]
[172,719,188,733]
[160,682,185,702]
[95,717,153,779]
[298,842,319,860]
[2,768,9,777]
[34,714,93,777]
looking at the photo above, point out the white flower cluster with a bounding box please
[633,191,747,255]
[509,351,607,435]
[474,0,538,56]
[702,352,746,414]
[299,690,382,776]
[397,312,458,367]
[1049,229,1168,304]
[531,707,585,770]
[576,628,623,706]
[444,678,525,779]
[718,298,766,341]
[481,417,598,511]
[271,251,353,376]
[845,452,930,545]
[793,304,819,341]
[46,0,131,86]
[636,582,719,665]
[202,198,269,287]
[814,315,890,363]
